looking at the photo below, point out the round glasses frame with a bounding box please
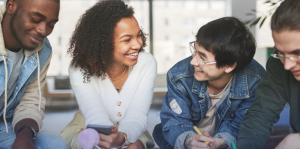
[189,41,216,67]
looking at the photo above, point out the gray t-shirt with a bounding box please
[0,49,24,111]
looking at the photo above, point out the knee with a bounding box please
[152,123,163,140]
[152,123,166,146]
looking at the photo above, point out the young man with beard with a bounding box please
[152,17,265,149]
[0,0,68,149]
[237,0,300,149]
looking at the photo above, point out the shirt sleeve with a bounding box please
[160,71,197,147]
[118,55,157,143]
[69,66,113,127]
[237,57,287,149]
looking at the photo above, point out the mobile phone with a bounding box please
[87,124,111,135]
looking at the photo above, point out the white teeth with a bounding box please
[128,53,138,56]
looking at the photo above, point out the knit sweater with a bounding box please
[69,52,157,143]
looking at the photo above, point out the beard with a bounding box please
[10,9,39,51]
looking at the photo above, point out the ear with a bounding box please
[224,62,237,73]
[5,0,18,15]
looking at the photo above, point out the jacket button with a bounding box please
[117,112,122,117]
[116,122,119,125]
[230,113,234,118]
[117,101,121,106]
[192,113,195,118]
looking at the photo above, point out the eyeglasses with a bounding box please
[189,41,216,67]
[271,51,300,62]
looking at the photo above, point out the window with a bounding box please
[153,0,226,74]
[47,0,226,75]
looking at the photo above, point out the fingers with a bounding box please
[193,134,214,143]
[203,131,210,137]
[99,133,113,142]
[98,140,111,149]
[110,125,118,134]
[189,141,210,149]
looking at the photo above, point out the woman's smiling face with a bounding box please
[113,16,143,67]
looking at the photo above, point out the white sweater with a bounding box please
[69,52,157,143]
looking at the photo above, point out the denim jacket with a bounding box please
[160,56,265,149]
[0,36,52,131]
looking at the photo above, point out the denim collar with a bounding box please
[192,68,249,100]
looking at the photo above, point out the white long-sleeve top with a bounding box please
[69,52,157,143]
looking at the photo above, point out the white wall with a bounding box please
[230,0,267,68]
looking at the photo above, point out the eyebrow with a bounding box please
[31,12,59,23]
[274,46,300,53]
[119,30,142,39]
[198,51,207,58]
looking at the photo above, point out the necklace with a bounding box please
[110,67,127,81]
[109,66,127,92]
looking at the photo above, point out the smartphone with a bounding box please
[87,124,111,135]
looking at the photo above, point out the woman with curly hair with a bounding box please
[59,0,157,148]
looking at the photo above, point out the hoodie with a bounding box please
[0,6,52,133]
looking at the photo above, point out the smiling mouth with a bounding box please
[126,52,138,59]
[195,69,202,72]
[29,34,43,43]
[292,70,300,75]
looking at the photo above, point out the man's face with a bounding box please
[190,42,228,82]
[10,0,59,50]
[272,30,300,81]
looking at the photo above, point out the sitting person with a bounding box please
[152,17,266,149]
[59,0,157,149]
[237,0,300,148]
[0,0,68,148]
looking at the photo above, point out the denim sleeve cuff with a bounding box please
[214,132,236,149]
[174,131,196,149]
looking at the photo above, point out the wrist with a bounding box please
[17,128,34,142]
[118,132,126,146]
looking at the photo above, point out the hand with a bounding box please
[275,133,300,149]
[126,140,145,149]
[184,131,214,149]
[98,126,125,149]
[12,128,36,149]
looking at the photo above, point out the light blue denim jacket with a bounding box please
[159,56,265,149]
[0,38,52,122]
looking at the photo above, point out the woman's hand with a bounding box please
[97,126,126,149]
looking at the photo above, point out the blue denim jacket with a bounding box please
[160,56,265,149]
[0,38,52,118]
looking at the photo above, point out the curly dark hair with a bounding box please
[68,0,147,82]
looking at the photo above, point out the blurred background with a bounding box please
[0,0,290,148]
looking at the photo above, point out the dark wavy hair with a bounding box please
[68,0,146,82]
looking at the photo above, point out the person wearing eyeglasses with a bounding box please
[152,17,265,149]
[237,1,300,149]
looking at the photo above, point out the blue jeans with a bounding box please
[0,118,68,149]
[152,123,174,149]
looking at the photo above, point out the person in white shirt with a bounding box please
[59,0,157,149]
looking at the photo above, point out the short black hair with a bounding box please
[271,0,300,32]
[196,17,256,72]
